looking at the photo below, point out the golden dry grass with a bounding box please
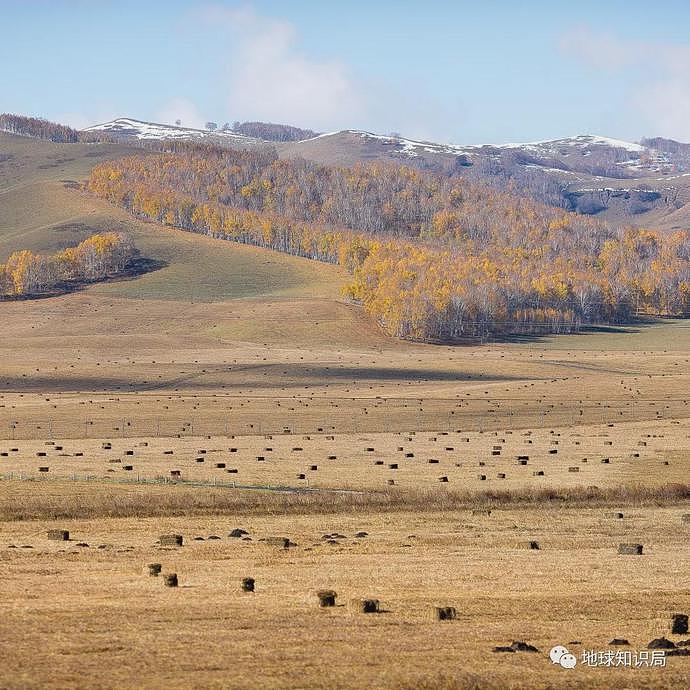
[0,501,688,689]
[2,132,690,689]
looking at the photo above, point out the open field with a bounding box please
[1,132,690,688]
[1,491,689,690]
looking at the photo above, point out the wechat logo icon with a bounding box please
[550,645,577,669]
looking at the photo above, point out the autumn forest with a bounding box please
[86,145,690,341]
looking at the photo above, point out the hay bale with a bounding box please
[309,465,318,471]
[478,474,487,480]
[170,470,181,477]
[672,614,689,635]
[605,512,624,519]
[472,508,491,516]
[317,590,337,607]
[497,473,506,479]
[148,563,162,577]
[647,637,675,649]
[229,528,248,538]
[36,452,46,457]
[618,543,643,555]
[350,598,379,613]
[568,466,580,473]
[438,476,448,483]
[241,577,255,592]
[163,573,178,587]
[159,534,183,547]
[215,462,226,468]
[532,470,544,476]
[430,606,457,621]
[47,529,69,541]
[38,466,49,473]
[682,514,690,523]
[262,536,295,548]
[609,638,630,646]
[123,465,133,471]
[389,463,398,469]
[526,541,540,550]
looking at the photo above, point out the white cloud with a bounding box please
[200,5,364,131]
[155,97,206,129]
[560,26,690,140]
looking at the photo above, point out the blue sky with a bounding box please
[3,0,690,143]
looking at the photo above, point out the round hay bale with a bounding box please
[241,577,255,592]
[163,573,178,587]
[148,563,162,577]
[350,598,379,613]
[317,590,337,607]
[618,543,643,555]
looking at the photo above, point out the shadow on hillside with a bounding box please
[0,365,524,394]
[472,322,656,345]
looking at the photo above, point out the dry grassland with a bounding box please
[1,132,689,689]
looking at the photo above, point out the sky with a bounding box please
[3,0,690,144]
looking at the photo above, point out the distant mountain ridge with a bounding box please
[80,117,690,231]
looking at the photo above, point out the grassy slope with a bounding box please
[0,132,347,301]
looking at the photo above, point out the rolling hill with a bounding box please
[82,117,690,230]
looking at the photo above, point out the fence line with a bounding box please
[0,471,362,494]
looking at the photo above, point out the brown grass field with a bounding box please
[1,132,689,689]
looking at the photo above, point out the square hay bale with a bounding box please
[672,614,689,635]
[317,590,337,607]
[350,598,379,613]
[430,606,457,621]
[159,534,183,547]
[618,543,643,555]
[47,529,69,541]
[261,536,295,548]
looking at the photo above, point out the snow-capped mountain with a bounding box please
[81,118,690,228]
[83,118,260,145]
